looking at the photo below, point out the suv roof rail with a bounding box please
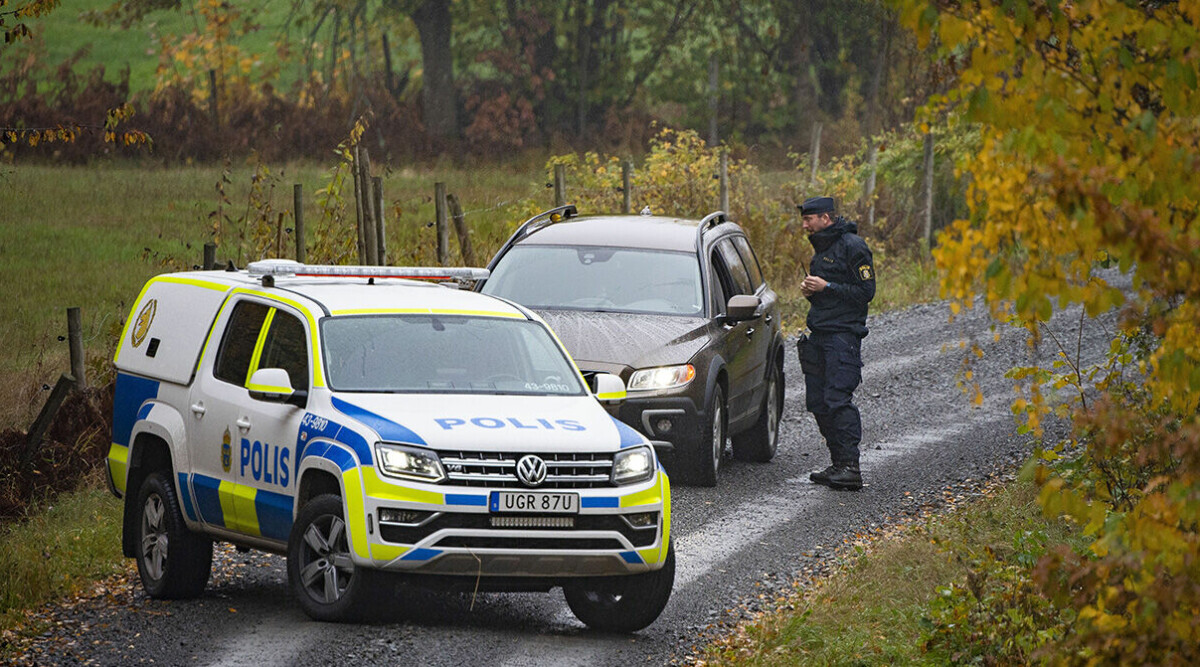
[488,204,578,270]
[695,210,728,249]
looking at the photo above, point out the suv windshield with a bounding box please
[484,245,703,315]
[321,315,585,395]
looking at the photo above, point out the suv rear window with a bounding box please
[714,240,754,296]
[732,236,764,290]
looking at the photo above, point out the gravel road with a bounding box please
[12,284,1123,666]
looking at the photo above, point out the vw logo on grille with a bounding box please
[516,455,547,487]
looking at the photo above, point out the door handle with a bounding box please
[190,403,206,417]
[236,417,252,431]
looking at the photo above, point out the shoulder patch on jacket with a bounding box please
[858,264,873,280]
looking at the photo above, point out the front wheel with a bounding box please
[732,360,783,462]
[135,471,212,599]
[288,494,378,622]
[685,384,726,486]
[563,540,675,633]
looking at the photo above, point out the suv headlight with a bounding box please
[374,443,446,483]
[612,446,655,485]
[628,364,695,392]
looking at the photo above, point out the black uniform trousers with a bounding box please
[800,330,863,466]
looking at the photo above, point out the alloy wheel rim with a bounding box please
[140,494,168,581]
[766,372,779,448]
[299,515,354,604]
[711,401,724,472]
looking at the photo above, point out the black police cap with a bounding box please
[798,196,835,215]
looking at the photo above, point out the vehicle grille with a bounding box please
[437,450,614,489]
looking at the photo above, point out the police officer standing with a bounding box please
[796,196,875,490]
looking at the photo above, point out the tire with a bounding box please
[685,384,725,487]
[288,494,378,622]
[563,540,675,633]
[732,359,783,462]
[135,471,212,599]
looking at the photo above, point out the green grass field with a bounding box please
[25,0,423,94]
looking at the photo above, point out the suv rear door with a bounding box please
[710,239,761,424]
[731,234,776,415]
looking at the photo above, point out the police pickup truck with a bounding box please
[107,260,673,631]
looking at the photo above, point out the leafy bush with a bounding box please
[898,0,1200,662]
[922,530,1074,664]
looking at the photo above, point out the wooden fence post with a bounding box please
[203,242,216,270]
[358,146,378,266]
[446,193,476,266]
[622,160,632,214]
[373,176,386,266]
[22,373,73,471]
[352,146,367,264]
[67,307,85,391]
[435,182,449,265]
[293,183,306,264]
[554,164,566,207]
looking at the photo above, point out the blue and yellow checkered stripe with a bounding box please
[185,473,294,541]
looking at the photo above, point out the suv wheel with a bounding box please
[288,494,378,621]
[732,360,782,462]
[563,540,675,632]
[135,471,212,599]
[685,384,725,486]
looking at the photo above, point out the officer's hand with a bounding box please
[801,276,827,296]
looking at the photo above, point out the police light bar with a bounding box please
[247,260,489,282]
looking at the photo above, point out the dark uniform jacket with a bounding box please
[805,218,875,337]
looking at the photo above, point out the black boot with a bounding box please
[826,464,863,491]
[809,465,837,485]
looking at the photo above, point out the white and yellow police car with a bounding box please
[107,260,673,631]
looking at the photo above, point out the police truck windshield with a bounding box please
[321,315,586,395]
[482,245,704,316]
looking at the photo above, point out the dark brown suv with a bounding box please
[478,205,784,486]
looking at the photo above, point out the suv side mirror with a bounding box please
[725,294,761,323]
[593,373,627,406]
[247,368,308,408]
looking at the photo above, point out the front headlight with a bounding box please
[374,443,446,483]
[628,364,695,392]
[612,445,655,485]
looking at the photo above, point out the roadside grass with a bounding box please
[0,478,124,636]
[699,473,1081,665]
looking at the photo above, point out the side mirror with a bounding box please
[593,373,627,406]
[247,368,307,408]
[725,294,762,323]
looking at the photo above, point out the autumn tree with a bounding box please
[894,0,1200,661]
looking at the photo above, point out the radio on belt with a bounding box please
[107,260,674,631]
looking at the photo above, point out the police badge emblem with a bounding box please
[859,264,873,280]
[221,428,232,473]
